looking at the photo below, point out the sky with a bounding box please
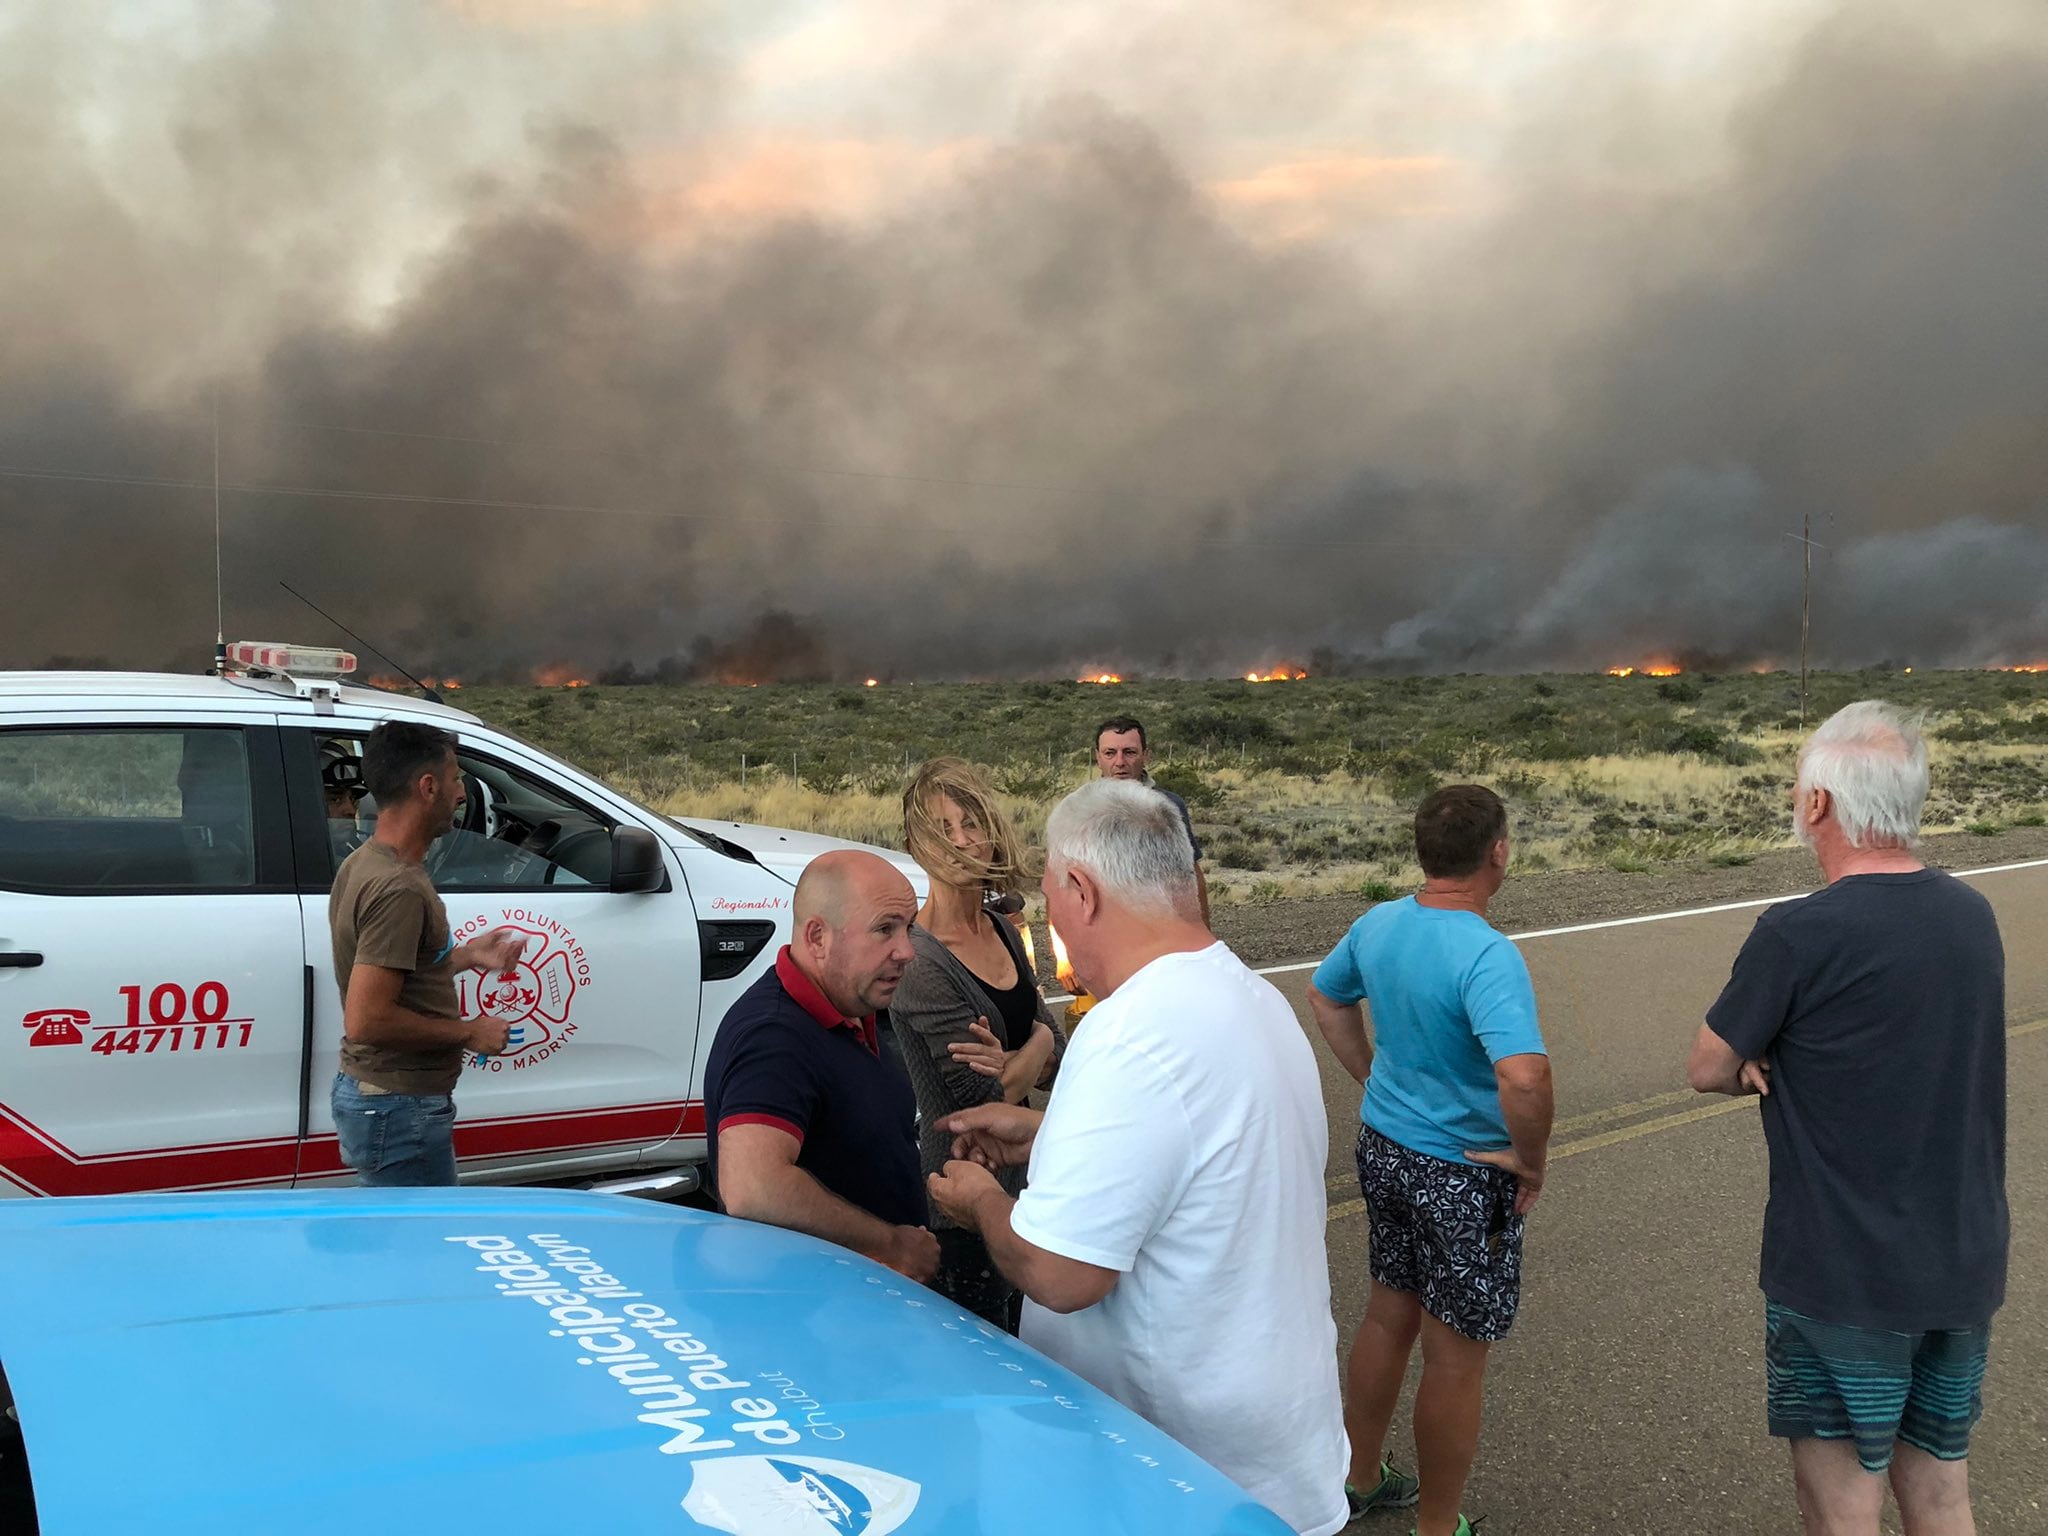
[2,0,2044,679]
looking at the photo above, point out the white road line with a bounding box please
[1041,854,2048,1002]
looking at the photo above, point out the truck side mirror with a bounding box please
[609,825,666,893]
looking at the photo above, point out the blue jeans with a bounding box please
[331,1073,458,1186]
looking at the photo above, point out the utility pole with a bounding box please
[1800,510,1812,728]
[1786,518,1823,728]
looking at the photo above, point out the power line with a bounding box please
[0,460,1570,555]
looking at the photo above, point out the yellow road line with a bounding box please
[1548,1096,1758,1161]
[1327,1015,2045,1223]
[1552,1088,1697,1136]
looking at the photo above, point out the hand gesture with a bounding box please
[940,1102,1042,1170]
[947,1018,1007,1079]
[470,928,530,974]
[466,1016,513,1055]
[1738,1058,1772,1096]
[926,1160,1003,1232]
[885,1224,940,1284]
[1464,1146,1546,1216]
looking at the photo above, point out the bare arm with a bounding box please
[1497,1052,1554,1174]
[928,1165,1118,1314]
[717,1123,937,1282]
[449,927,528,976]
[994,1022,1057,1102]
[343,964,502,1053]
[1307,984,1373,1085]
[1466,1052,1554,1215]
[1687,1024,1771,1097]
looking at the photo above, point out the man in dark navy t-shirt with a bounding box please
[705,849,936,1282]
[1690,702,2007,1533]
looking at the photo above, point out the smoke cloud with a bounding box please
[1,0,2043,679]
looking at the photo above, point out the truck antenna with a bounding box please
[278,582,443,704]
[212,386,226,675]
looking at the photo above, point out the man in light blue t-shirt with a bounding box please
[1308,785,1552,1536]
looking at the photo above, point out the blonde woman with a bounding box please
[890,758,1064,1328]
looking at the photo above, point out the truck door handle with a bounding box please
[0,952,44,968]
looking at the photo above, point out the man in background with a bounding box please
[1094,714,1209,922]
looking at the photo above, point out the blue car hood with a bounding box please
[0,1190,1289,1535]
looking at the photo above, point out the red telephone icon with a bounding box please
[22,1009,89,1046]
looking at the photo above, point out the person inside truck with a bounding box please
[320,739,373,861]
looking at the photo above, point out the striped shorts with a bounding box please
[1765,1300,1991,1472]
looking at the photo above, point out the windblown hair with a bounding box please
[1044,778,1197,919]
[1799,701,1929,849]
[902,757,1033,898]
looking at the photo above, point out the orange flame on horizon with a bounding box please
[1079,672,1124,685]
[533,664,592,688]
[1245,665,1309,682]
[367,673,461,691]
[1608,660,1683,678]
[1994,662,2048,673]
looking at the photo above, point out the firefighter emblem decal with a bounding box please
[454,914,591,1072]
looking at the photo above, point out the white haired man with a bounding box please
[1689,702,2007,1536]
[926,779,1349,1536]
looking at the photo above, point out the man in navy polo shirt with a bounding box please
[705,849,938,1283]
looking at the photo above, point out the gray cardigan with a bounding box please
[890,919,1067,1228]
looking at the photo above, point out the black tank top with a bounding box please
[986,966,1039,1051]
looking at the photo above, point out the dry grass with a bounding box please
[657,773,1070,860]
[452,671,2048,907]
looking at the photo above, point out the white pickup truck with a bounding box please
[0,648,922,1200]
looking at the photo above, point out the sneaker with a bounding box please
[1344,1459,1421,1518]
[1410,1519,1481,1536]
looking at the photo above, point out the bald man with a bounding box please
[702,850,938,1282]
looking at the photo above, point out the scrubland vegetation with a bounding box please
[451,670,2048,903]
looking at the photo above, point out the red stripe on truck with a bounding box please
[0,1099,703,1197]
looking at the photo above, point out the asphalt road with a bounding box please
[1263,859,2048,1535]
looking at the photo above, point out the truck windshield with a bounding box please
[485,727,745,861]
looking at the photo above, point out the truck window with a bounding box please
[0,728,255,893]
[309,734,615,892]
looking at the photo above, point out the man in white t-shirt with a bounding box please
[927,779,1349,1536]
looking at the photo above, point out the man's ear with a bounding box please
[1804,786,1831,829]
[1491,837,1510,872]
[1069,866,1104,923]
[801,914,831,953]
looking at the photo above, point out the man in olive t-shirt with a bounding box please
[329,720,527,1186]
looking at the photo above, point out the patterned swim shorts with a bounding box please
[1355,1124,1525,1343]
[1765,1301,1991,1472]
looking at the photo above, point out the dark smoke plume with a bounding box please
[1,2,2044,680]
